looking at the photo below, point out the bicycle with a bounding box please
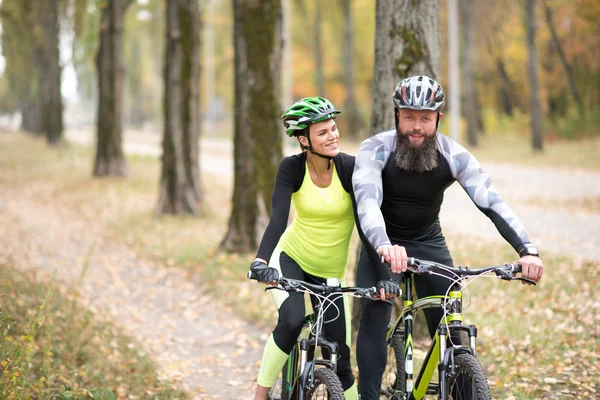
[380,257,536,400]
[248,272,379,400]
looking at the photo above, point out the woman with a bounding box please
[250,97,359,399]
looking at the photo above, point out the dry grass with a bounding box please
[1,131,598,398]
[0,265,187,399]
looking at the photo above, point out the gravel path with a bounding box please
[0,188,265,399]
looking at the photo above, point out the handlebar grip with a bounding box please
[248,270,257,280]
[407,257,416,266]
[509,263,522,273]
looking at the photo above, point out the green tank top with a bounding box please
[279,163,355,279]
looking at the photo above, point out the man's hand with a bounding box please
[377,244,408,274]
[250,260,279,285]
[517,255,543,284]
[376,279,401,301]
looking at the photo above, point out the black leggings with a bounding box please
[356,242,457,399]
[272,252,355,391]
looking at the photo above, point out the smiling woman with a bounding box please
[248,96,365,400]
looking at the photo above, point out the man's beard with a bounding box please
[394,128,439,173]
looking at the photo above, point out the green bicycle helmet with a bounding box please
[281,97,341,137]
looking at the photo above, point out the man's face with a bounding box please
[395,108,443,173]
[397,108,441,146]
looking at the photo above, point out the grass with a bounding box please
[1,130,599,398]
[0,265,187,399]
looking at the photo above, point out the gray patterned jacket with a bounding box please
[352,130,533,264]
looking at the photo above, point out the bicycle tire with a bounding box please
[447,353,491,400]
[304,368,345,400]
[381,330,405,399]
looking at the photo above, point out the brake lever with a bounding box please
[513,277,537,286]
[495,269,514,281]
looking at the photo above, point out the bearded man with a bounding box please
[352,75,544,399]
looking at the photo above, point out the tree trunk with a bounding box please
[369,0,440,137]
[460,0,478,146]
[157,0,203,215]
[94,0,132,177]
[526,0,543,151]
[541,0,584,117]
[314,2,325,97]
[20,99,43,135]
[37,0,63,145]
[340,0,363,140]
[220,0,283,252]
[496,58,516,116]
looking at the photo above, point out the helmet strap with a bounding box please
[301,129,333,170]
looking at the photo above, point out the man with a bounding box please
[352,75,544,399]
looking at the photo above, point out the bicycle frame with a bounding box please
[386,272,479,400]
[284,304,341,400]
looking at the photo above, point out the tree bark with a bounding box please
[460,0,478,146]
[340,0,363,140]
[541,0,584,117]
[369,0,440,137]
[220,0,283,252]
[157,0,203,215]
[526,0,544,151]
[94,0,132,176]
[314,2,325,97]
[37,0,63,145]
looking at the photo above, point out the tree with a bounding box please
[220,0,283,252]
[156,0,203,215]
[37,0,64,145]
[94,0,133,176]
[460,0,479,146]
[526,0,544,151]
[314,2,325,96]
[541,0,584,117]
[0,0,63,143]
[369,0,440,137]
[340,0,364,140]
[0,1,40,132]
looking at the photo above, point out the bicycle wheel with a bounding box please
[446,353,490,400]
[381,330,405,399]
[304,368,345,400]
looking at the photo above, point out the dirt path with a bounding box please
[0,187,265,399]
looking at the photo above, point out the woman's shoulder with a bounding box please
[335,152,356,169]
[279,152,306,169]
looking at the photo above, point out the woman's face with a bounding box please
[302,118,339,157]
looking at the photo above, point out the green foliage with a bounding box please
[546,109,600,139]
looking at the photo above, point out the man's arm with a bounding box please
[437,135,543,281]
[352,131,408,279]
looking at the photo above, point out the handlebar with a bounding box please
[406,257,536,285]
[248,270,379,299]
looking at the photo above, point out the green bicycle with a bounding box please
[381,257,536,400]
[248,274,378,399]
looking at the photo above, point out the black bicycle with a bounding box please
[381,257,536,400]
[249,272,378,399]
